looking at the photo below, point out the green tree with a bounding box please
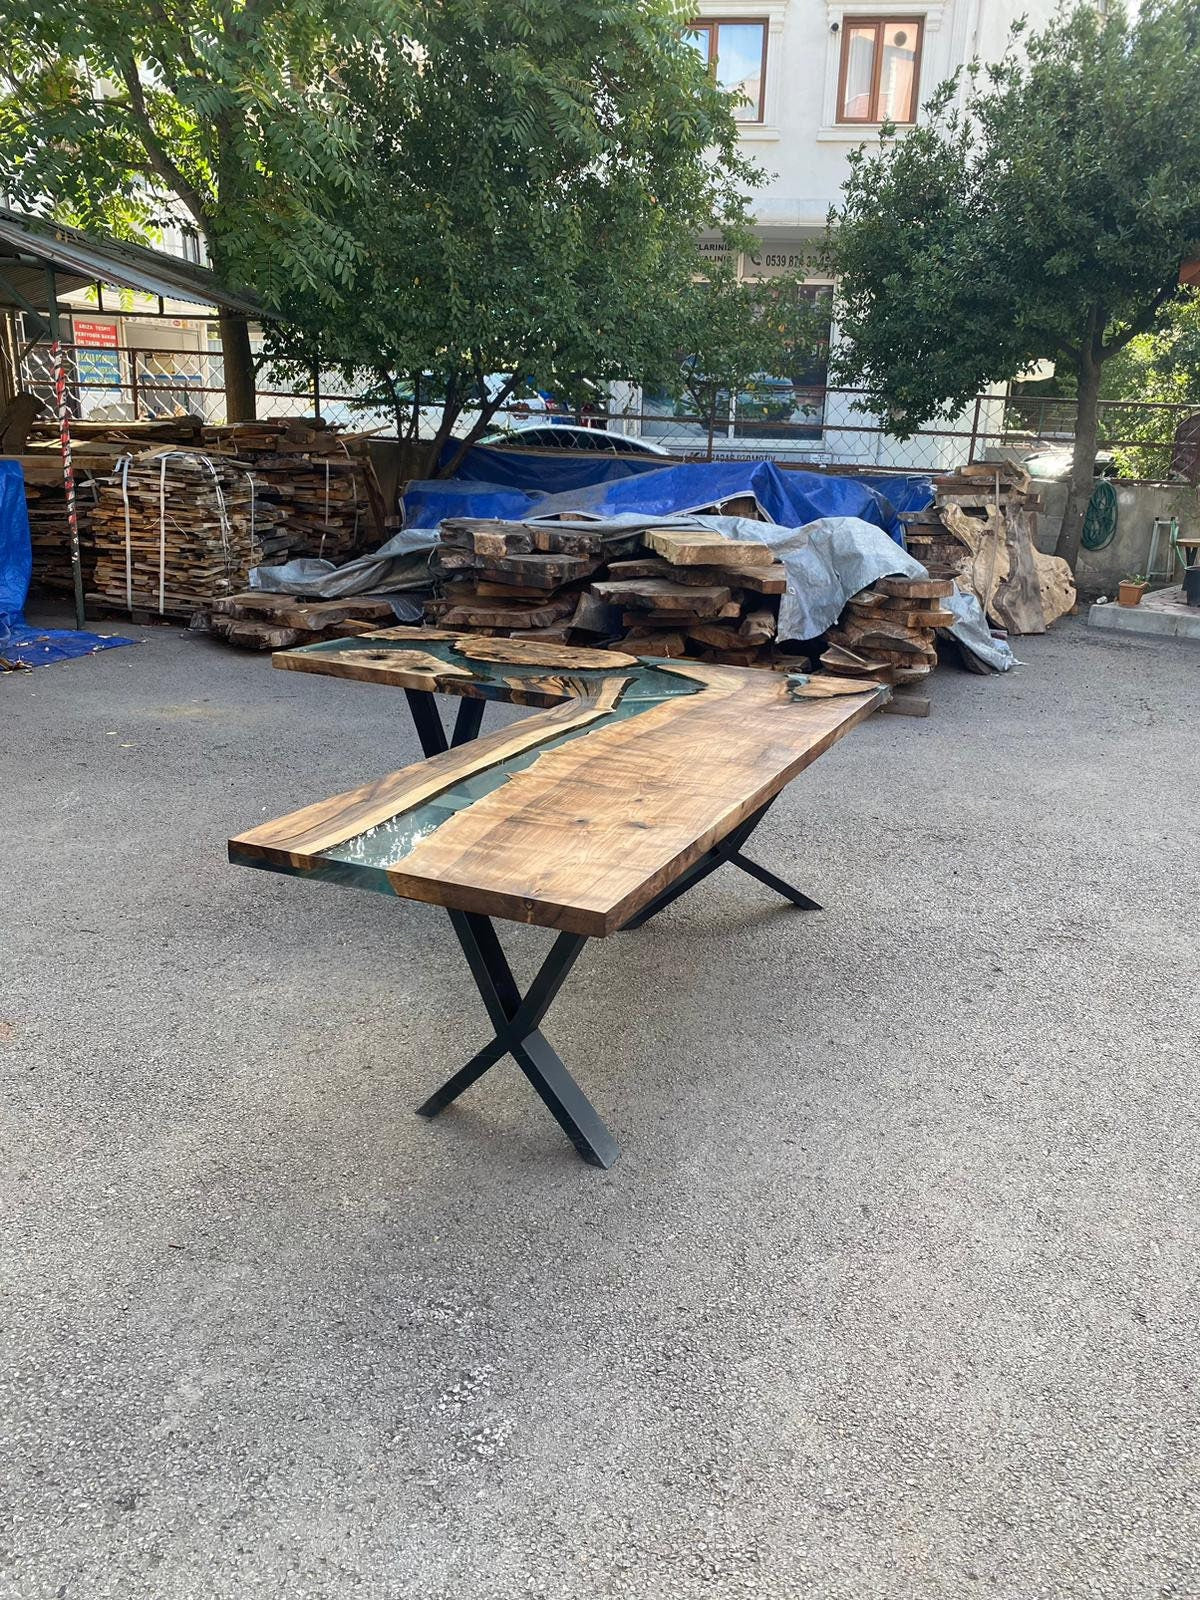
[1100,291,1200,478]
[828,0,1200,568]
[654,268,831,457]
[0,0,386,417]
[263,0,760,474]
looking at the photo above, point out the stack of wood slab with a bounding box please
[424,518,789,665]
[90,449,288,615]
[201,420,375,564]
[209,591,399,649]
[425,515,643,633]
[24,417,378,613]
[822,574,955,685]
[425,517,645,638]
[901,461,1074,633]
[19,460,101,595]
[589,527,786,665]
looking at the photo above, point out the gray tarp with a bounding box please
[249,509,1014,672]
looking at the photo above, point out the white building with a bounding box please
[637,0,1065,469]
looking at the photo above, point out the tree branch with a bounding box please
[1101,277,1180,358]
[117,58,209,231]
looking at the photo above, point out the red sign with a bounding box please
[72,318,119,347]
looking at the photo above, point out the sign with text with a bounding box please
[71,318,123,411]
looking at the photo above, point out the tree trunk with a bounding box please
[218,309,257,422]
[1055,350,1102,570]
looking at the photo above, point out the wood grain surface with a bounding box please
[231,646,885,936]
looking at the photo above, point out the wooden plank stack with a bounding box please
[209,591,399,650]
[822,574,955,686]
[23,417,378,615]
[90,449,288,615]
[201,421,374,564]
[424,518,790,666]
[19,460,100,596]
[426,518,645,638]
[590,527,787,665]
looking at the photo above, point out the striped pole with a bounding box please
[51,339,85,629]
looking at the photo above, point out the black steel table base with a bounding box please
[405,687,486,757]
[620,796,820,930]
[417,910,619,1169]
[402,691,819,1167]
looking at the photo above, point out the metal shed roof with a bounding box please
[0,207,261,315]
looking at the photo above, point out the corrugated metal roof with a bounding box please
[0,207,261,314]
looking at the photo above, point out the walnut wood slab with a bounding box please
[231,634,886,937]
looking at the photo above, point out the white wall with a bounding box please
[671,0,1064,470]
[710,0,1064,226]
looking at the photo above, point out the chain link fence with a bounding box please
[18,340,1200,485]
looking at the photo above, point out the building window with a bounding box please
[837,16,923,123]
[687,19,768,123]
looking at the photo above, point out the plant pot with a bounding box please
[1117,581,1147,607]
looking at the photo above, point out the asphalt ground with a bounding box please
[2,610,1197,1599]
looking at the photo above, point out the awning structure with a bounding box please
[0,205,260,316]
[0,208,262,628]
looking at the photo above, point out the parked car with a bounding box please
[1022,446,1117,479]
[480,422,674,457]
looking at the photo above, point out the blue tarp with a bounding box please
[406,448,933,542]
[0,459,136,670]
[0,458,32,626]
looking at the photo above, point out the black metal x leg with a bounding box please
[621,796,820,931]
[416,910,620,1169]
[404,688,486,758]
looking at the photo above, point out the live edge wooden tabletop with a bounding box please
[228,627,886,937]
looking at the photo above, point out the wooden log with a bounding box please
[645,527,773,567]
[590,578,732,616]
[875,575,955,600]
[738,608,777,645]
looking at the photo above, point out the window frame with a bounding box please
[688,17,769,125]
[836,14,923,125]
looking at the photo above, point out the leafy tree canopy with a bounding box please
[263,0,765,472]
[0,0,394,414]
[828,0,1200,565]
[1102,290,1200,478]
[658,267,831,453]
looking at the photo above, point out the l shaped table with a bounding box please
[229,628,886,1167]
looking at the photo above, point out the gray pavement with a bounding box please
[2,609,1198,1599]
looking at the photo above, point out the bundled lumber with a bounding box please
[208,591,398,649]
[27,418,379,615]
[901,462,1074,633]
[823,574,955,685]
[421,517,791,665]
[201,420,376,562]
[90,449,287,615]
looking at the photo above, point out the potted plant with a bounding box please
[1118,574,1148,607]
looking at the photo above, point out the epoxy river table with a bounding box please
[229,627,886,1167]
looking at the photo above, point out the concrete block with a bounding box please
[1088,585,1200,640]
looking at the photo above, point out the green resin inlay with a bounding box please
[315,653,701,873]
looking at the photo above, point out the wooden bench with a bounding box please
[229,629,886,1167]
